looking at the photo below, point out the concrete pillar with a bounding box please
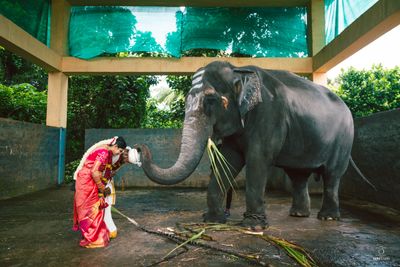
[48,1,70,184]
[47,72,68,184]
[310,0,328,86]
[46,72,68,128]
[312,72,328,86]
[47,1,70,128]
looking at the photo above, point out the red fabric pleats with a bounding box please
[73,162,109,248]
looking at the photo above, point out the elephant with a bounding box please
[136,60,354,230]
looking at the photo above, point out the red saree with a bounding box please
[73,148,111,248]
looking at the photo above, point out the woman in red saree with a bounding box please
[73,136,127,248]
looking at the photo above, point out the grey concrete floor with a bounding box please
[0,185,399,267]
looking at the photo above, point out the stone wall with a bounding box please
[340,109,400,210]
[0,118,60,199]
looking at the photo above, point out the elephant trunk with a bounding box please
[139,111,213,185]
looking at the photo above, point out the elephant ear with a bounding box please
[233,68,262,118]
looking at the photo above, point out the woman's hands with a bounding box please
[97,185,111,198]
[91,162,111,198]
[103,187,111,197]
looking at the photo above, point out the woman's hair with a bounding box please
[115,136,127,149]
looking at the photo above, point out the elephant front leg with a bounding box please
[242,161,269,230]
[203,175,227,223]
[204,145,244,223]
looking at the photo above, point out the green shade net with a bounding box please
[182,7,308,57]
[0,0,51,46]
[69,7,181,58]
[69,6,308,59]
[325,0,379,44]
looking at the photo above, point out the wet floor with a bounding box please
[0,186,399,267]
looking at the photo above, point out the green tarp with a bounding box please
[0,0,51,46]
[69,6,308,59]
[0,1,380,59]
[325,0,379,44]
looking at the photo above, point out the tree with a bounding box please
[332,65,400,117]
[0,83,47,124]
[0,47,48,90]
[132,31,164,53]
[141,98,184,128]
[67,75,158,161]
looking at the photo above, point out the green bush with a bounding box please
[0,83,47,123]
[141,99,183,128]
[64,159,80,184]
[66,75,157,161]
[332,65,400,117]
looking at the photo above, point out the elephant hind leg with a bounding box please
[318,170,341,220]
[285,169,311,217]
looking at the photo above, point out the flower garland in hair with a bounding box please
[73,136,118,180]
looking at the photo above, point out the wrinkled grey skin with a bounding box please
[137,61,353,229]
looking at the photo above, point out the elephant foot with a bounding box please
[203,211,227,224]
[241,212,268,231]
[317,210,340,221]
[289,207,310,217]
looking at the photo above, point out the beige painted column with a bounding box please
[46,0,70,127]
[312,72,328,86]
[310,0,328,86]
[46,72,68,127]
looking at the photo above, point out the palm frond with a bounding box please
[206,138,237,195]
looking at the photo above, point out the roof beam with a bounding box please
[0,15,62,72]
[62,57,312,75]
[313,0,400,72]
[66,0,309,7]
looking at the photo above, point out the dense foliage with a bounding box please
[66,75,158,161]
[0,48,48,89]
[331,65,400,117]
[64,159,80,184]
[141,75,191,128]
[0,48,48,124]
[0,83,47,124]
[142,98,184,128]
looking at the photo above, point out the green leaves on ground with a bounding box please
[171,222,318,267]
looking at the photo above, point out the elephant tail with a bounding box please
[349,157,377,191]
